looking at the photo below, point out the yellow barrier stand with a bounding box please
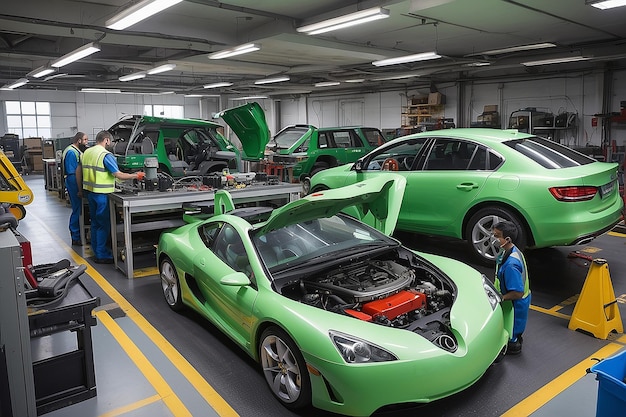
[568,259,624,339]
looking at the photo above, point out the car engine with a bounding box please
[280,256,458,352]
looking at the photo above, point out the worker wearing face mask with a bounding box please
[492,220,531,355]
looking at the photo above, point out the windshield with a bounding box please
[505,136,596,169]
[273,126,310,148]
[252,214,396,270]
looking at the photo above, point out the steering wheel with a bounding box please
[382,158,399,171]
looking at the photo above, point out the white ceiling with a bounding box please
[2,0,626,97]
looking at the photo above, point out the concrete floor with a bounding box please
[15,175,626,417]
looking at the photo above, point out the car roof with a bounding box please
[394,128,533,146]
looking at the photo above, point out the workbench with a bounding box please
[109,184,302,278]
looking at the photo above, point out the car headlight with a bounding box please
[329,331,398,363]
[482,274,502,310]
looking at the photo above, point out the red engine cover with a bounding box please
[362,290,426,320]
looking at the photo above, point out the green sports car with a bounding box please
[306,128,624,264]
[157,176,512,416]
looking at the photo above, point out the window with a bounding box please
[143,105,184,118]
[505,136,594,169]
[5,101,51,138]
[365,138,427,171]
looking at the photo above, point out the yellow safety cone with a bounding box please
[568,259,624,339]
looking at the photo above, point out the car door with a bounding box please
[193,222,258,347]
[401,138,495,235]
[331,129,368,164]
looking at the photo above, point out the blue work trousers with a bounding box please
[65,174,82,241]
[86,191,113,260]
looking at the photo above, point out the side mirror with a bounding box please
[220,272,251,287]
[354,159,363,172]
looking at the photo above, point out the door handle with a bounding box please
[457,182,479,191]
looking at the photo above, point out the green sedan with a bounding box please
[307,128,624,264]
[157,176,512,416]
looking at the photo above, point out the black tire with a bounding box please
[259,326,311,410]
[310,184,329,194]
[159,257,184,311]
[465,206,527,265]
[310,162,329,178]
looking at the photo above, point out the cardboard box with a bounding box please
[24,137,42,149]
[43,140,55,158]
[428,92,445,105]
[410,96,427,105]
[484,104,498,113]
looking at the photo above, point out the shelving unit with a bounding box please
[508,108,577,143]
[400,94,451,134]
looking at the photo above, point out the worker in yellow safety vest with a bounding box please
[62,132,89,246]
[493,220,531,355]
[82,130,144,264]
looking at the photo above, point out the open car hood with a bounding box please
[215,102,270,160]
[258,175,406,236]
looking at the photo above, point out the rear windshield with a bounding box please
[362,128,386,147]
[505,136,596,169]
[273,126,310,148]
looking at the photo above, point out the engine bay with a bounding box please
[279,251,459,352]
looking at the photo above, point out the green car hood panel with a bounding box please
[259,175,406,235]
[216,102,270,160]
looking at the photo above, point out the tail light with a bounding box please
[549,186,597,201]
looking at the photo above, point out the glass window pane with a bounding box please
[153,105,164,116]
[36,102,50,114]
[23,128,39,138]
[7,127,22,136]
[37,116,51,128]
[21,102,36,114]
[143,105,152,116]
[5,101,21,114]
[38,128,51,138]
[7,115,23,128]
[22,115,37,128]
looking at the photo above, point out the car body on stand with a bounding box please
[307,128,624,265]
[267,124,386,181]
[157,175,512,416]
[109,102,269,177]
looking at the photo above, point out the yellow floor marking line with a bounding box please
[530,304,571,320]
[97,312,191,416]
[607,231,626,238]
[133,266,159,278]
[98,394,161,417]
[501,342,624,417]
[28,212,239,417]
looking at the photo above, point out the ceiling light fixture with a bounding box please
[254,76,290,85]
[344,78,366,83]
[232,96,268,101]
[371,73,419,81]
[147,63,176,75]
[51,42,101,68]
[587,0,626,9]
[209,43,260,60]
[521,56,590,66]
[4,78,29,89]
[372,52,441,67]
[81,88,122,93]
[119,72,147,81]
[203,82,233,89]
[297,7,390,35]
[478,43,556,56]
[27,66,55,78]
[314,81,340,87]
[106,0,183,30]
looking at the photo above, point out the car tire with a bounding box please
[160,257,184,311]
[310,184,329,194]
[465,206,527,265]
[259,326,311,410]
[310,162,329,178]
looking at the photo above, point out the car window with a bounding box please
[318,132,330,148]
[505,136,595,168]
[274,126,309,148]
[364,138,428,171]
[362,128,385,146]
[213,224,252,276]
[333,131,361,148]
[199,222,221,248]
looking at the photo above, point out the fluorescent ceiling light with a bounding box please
[119,72,146,81]
[372,52,441,67]
[209,43,260,60]
[521,56,590,66]
[27,66,55,78]
[232,96,268,100]
[51,42,101,68]
[314,81,340,87]
[254,76,290,85]
[344,78,365,83]
[159,91,175,95]
[203,82,233,89]
[5,78,29,89]
[463,62,491,67]
[371,73,419,81]
[587,0,626,9]
[106,0,183,30]
[297,7,390,35]
[81,88,122,93]
[147,63,176,74]
[479,43,556,56]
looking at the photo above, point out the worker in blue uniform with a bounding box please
[82,130,144,264]
[62,132,89,246]
[492,220,531,355]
